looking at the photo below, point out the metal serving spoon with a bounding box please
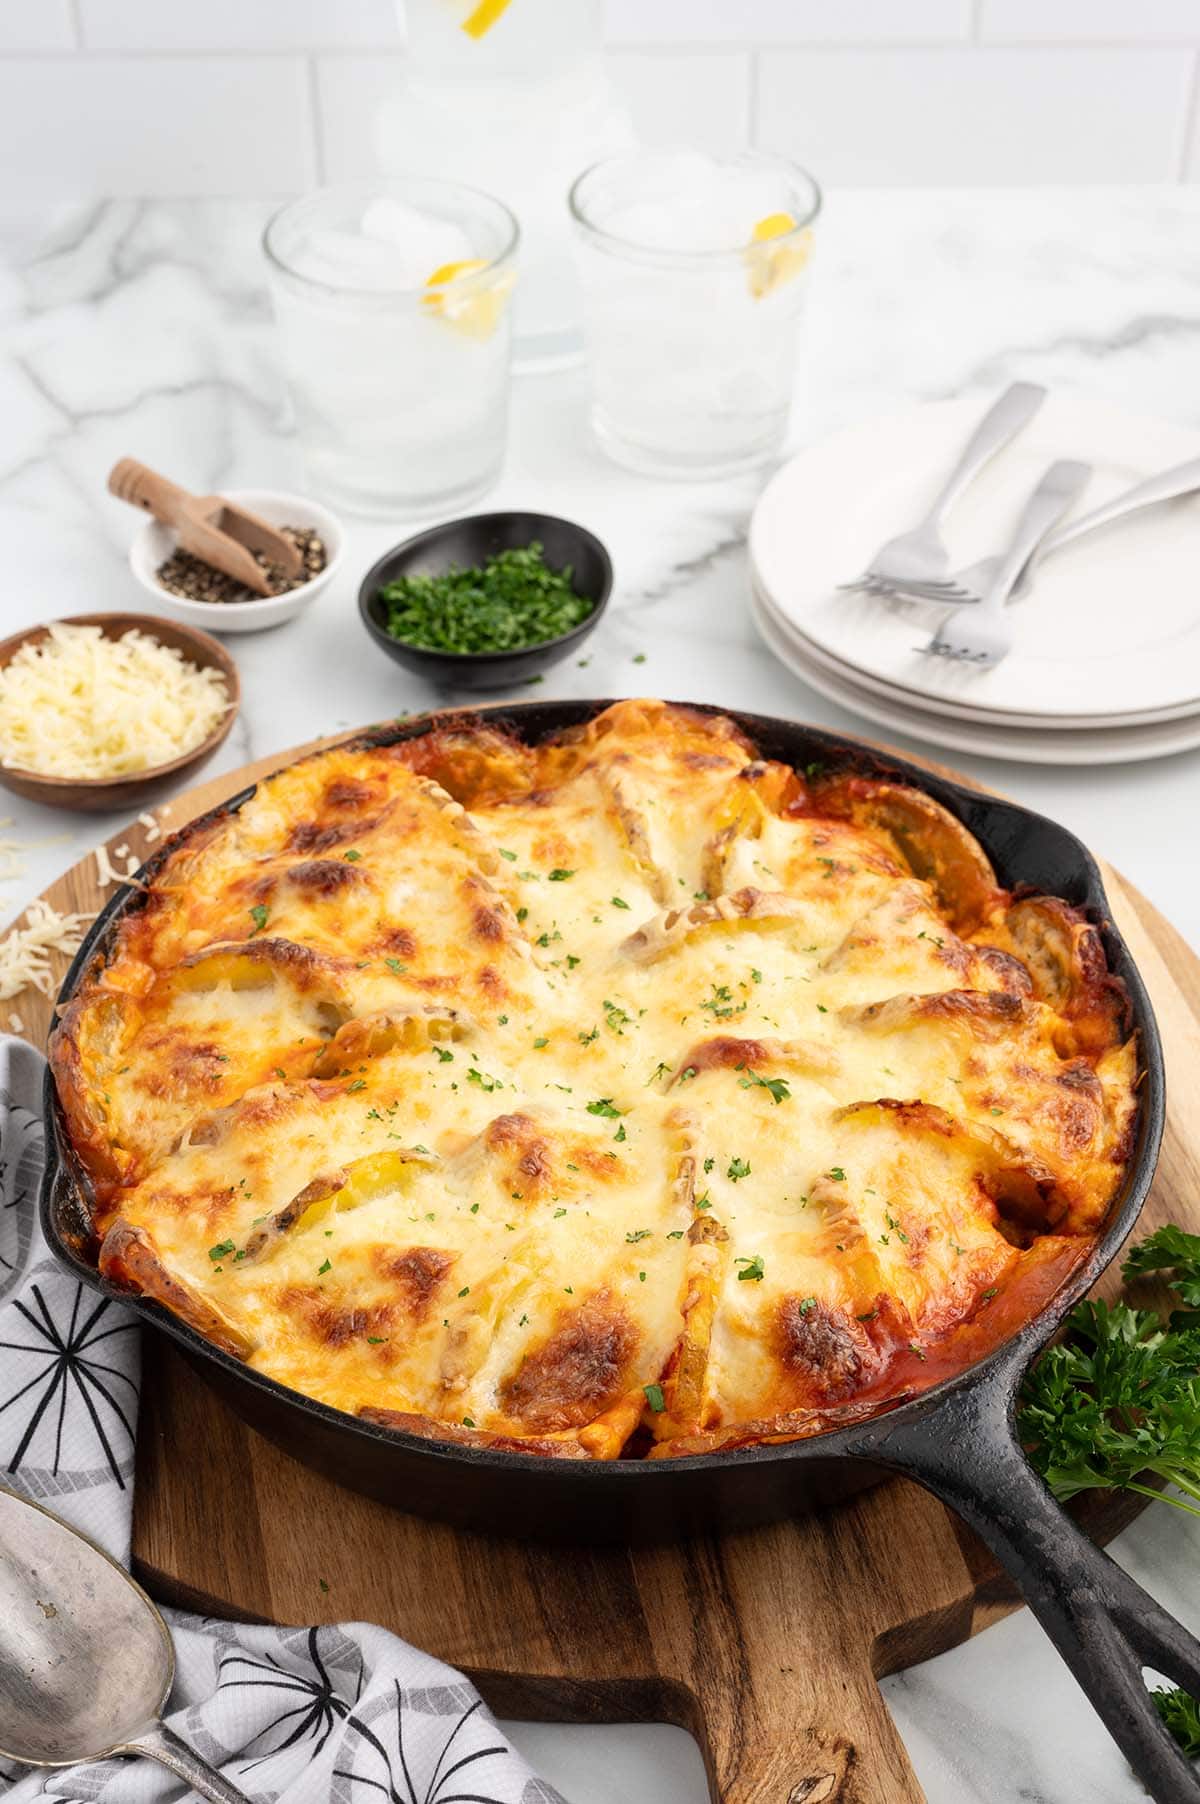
[0,1484,250,1802]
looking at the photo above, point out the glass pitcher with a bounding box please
[377,0,633,370]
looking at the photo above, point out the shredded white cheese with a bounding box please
[0,623,230,780]
[95,843,142,888]
[0,900,90,1001]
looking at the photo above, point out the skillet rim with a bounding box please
[38,697,1166,1485]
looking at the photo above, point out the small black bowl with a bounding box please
[358,511,612,692]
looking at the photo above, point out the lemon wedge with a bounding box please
[461,0,514,39]
[422,258,514,339]
[746,211,813,299]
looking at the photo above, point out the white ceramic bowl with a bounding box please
[128,488,345,634]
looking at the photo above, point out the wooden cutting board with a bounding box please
[14,727,1200,1804]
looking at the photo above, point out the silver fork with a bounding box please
[921,459,1091,668]
[883,452,1200,606]
[839,381,1046,601]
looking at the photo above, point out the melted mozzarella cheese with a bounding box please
[53,701,1138,1459]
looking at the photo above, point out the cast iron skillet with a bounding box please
[40,700,1200,1803]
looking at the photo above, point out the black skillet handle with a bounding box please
[842,1346,1200,1804]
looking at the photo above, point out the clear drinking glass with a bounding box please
[570,150,821,479]
[264,179,518,518]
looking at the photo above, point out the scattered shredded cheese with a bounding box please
[0,623,230,780]
[95,843,142,888]
[137,811,163,844]
[8,1012,23,1034]
[0,900,90,1001]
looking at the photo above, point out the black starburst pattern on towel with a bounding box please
[219,1627,363,1766]
[334,1687,512,1803]
[0,1281,138,1485]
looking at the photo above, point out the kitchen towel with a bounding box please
[0,1035,564,1804]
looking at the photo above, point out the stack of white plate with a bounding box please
[749,392,1200,764]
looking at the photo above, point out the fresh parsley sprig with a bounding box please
[1018,1225,1200,1519]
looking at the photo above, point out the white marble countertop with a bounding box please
[2,187,1199,1803]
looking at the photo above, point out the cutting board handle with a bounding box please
[846,1350,1200,1804]
[688,1649,925,1803]
[632,1517,938,1804]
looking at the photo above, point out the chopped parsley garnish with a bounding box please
[317,1258,332,1275]
[603,999,631,1033]
[579,1026,599,1046]
[610,896,631,910]
[695,1192,712,1210]
[737,1070,790,1104]
[343,849,361,862]
[435,1047,454,1062]
[828,1166,846,1182]
[614,1123,626,1142]
[586,1098,623,1118]
[797,1296,817,1314]
[643,1382,665,1412]
[727,1156,751,1182]
[248,904,269,935]
[385,957,407,974]
[736,1255,765,1282]
[367,1335,387,1344]
[884,1210,909,1244]
[499,847,517,860]
[548,868,575,881]
[208,1239,235,1262]
[701,983,746,1020]
[533,1036,548,1049]
[466,1067,501,1092]
[626,1229,651,1243]
[377,541,593,654]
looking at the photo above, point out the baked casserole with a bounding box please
[50,700,1138,1460]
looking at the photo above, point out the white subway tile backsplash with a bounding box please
[0,0,76,51]
[756,47,1192,184]
[980,0,1200,43]
[78,0,399,51]
[604,0,970,47]
[0,55,316,196]
[609,50,752,153]
[2,6,1200,198]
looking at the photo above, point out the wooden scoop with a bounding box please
[108,459,303,597]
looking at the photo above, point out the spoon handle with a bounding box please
[119,1720,253,1803]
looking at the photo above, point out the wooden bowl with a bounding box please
[0,612,240,812]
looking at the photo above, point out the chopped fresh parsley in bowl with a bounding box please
[358,512,612,691]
